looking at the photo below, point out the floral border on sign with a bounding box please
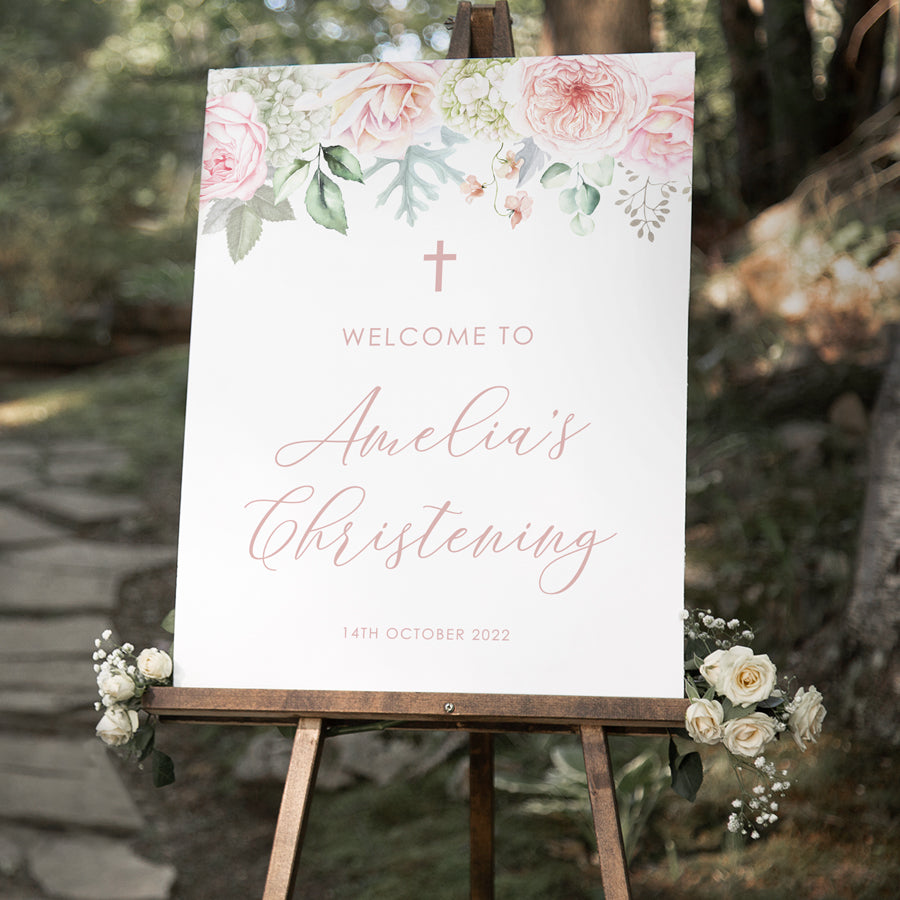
[199,55,694,262]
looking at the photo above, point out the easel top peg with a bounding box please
[447,1,515,59]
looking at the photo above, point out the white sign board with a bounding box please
[175,53,695,698]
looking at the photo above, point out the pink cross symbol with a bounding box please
[424,240,457,292]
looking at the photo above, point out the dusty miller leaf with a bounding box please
[366,143,465,226]
[512,137,548,187]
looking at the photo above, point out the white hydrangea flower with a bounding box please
[208,66,331,167]
[438,59,518,141]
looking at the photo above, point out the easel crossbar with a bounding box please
[144,687,687,729]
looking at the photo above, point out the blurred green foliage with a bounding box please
[0,1,866,331]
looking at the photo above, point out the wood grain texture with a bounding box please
[144,687,687,730]
[469,733,495,900]
[582,724,632,899]
[262,719,324,900]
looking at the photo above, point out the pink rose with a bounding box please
[327,62,442,158]
[200,92,268,203]
[512,56,651,158]
[623,56,694,180]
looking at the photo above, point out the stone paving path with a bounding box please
[0,438,178,899]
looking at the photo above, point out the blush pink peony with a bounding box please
[511,56,651,159]
[327,62,442,158]
[623,55,694,180]
[200,92,268,203]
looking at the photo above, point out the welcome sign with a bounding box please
[175,53,694,698]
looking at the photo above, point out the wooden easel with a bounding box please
[148,6,689,897]
[143,689,687,899]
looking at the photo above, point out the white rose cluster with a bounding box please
[681,608,826,841]
[92,630,173,749]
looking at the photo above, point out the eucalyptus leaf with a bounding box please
[540,162,572,188]
[160,609,175,633]
[582,156,615,187]
[323,145,364,183]
[273,159,311,205]
[570,212,595,236]
[559,187,578,214]
[226,204,263,262]
[305,170,348,235]
[575,182,600,215]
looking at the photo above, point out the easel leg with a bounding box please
[469,732,495,900]
[263,718,325,900]
[581,724,632,900]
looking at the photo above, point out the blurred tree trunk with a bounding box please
[842,327,900,745]
[539,0,651,55]
[719,0,774,205]
[762,0,817,197]
[824,0,890,146]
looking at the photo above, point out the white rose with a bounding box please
[97,671,136,706]
[788,686,826,751]
[685,698,725,745]
[699,648,726,690]
[717,646,777,707]
[96,706,140,747]
[722,713,778,758]
[136,648,173,682]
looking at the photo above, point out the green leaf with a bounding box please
[132,723,155,761]
[668,737,703,802]
[277,726,296,739]
[583,156,615,187]
[247,185,294,223]
[559,187,578,214]
[305,170,348,235]
[540,162,572,188]
[202,198,241,235]
[273,159,311,205]
[160,610,175,633]
[226,204,263,263]
[366,144,465,226]
[575,182,600,215]
[152,749,175,787]
[323,145,364,184]
[570,212,595,236]
[684,676,700,702]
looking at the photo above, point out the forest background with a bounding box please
[1,1,899,897]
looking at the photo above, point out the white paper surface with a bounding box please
[175,53,695,698]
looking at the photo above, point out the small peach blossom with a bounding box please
[496,150,522,180]
[504,191,533,229]
[460,175,485,203]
